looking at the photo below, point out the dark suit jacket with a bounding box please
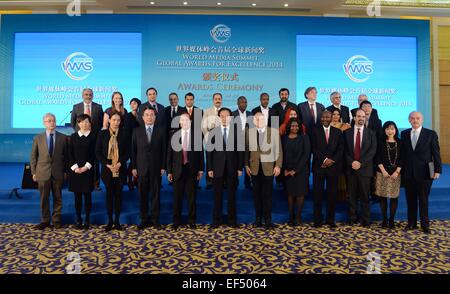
[326,105,350,124]
[166,129,204,181]
[95,129,130,186]
[30,131,68,181]
[232,109,253,135]
[401,128,442,181]
[272,101,298,122]
[251,106,277,127]
[343,127,377,177]
[297,101,325,134]
[131,126,167,177]
[70,102,103,134]
[351,107,379,122]
[311,126,344,174]
[165,105,186,133]
[138,102,166,128]
[206,125,244,178]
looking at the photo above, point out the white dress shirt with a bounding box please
[239,110,247,131]
[260,106,269,126]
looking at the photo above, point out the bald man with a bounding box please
[401,111,441,234]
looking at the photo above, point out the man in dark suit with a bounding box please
[272,88,298,124]
[326,91,350,124]
[298,86,325,135]
[167,113,204,229]
[232,96,253,189]
[206,108,244,228]
[164,92,185,138]
[30,113,68,230]
[359,100,382,140]
[251,92,277,128]
[132,108,167,230]
[138,87,166,128]
[70,88,103,134]
[70,88,104,191]
[311,110,344,228]
[350,94,379,123]
[245,112,283,229]
[401,111,442,233]
[343,109,377,227]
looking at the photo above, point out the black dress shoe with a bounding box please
[327,222,337,229]
[172,224,181,230]
[84,223,90,230]
[381,220,388,228]
[265,223,275,229]
[113,223,123,231]
[137,223,147,230]
[388,220,395,229]
[212,224,220,229]
[405,225,418,231]
[253,221,263,228]
[105,223,113,232]
[313,222,322,228]
[348,220,358,226]
[229,223,240,228]
[75,222,83,230]
[361,222,371,228]
[189,224,197,229]
[35,222,50,230]
[53,223,62,229]
[422,227,431,234]
[153,224,162,230]
[287,221,295,227]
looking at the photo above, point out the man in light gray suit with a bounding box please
[30,113,68,230]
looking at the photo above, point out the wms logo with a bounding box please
[61,52,93,81]
[210,24,231,43]
[343,55,373,83]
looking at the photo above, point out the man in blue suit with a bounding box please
[297,86,325,135]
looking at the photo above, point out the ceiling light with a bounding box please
[284,3,289,7]
[252,3,256,7]
[183,1,188,5]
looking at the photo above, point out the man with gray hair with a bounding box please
[30,113,68,230]
[401,111,442,234]
[326,91,350,124]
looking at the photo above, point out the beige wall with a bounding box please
[438,26,450,163]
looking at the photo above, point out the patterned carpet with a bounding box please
[0,221,449,274]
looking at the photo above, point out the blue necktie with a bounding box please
[48,133,54,157]
[147,127,152,143]
[223,127,227,149]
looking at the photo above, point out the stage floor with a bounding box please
[0,163,449,224]
[0,221,448,274]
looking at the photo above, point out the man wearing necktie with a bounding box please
[343,109,377,227]
[167,113,204,229]
[138,87,167,128]
[311,111,344,228]
[132,108,167,230]
[401,111,441,233]
[30,113,68,230]
[297,86,325,136]
[245,112,283,229]
[164,92,184,138]
[206,108,244,228]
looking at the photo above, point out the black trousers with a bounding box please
[105,178,122,223]
[74,192,92,221]
[173,164,197,225]
[212,166,238,225]
[348,173,371,224]
[313,172,338,224]
[138,173,161,224]
[405,179,432,228]
[252,165,274,224]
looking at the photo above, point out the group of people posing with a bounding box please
[30,86,442,233]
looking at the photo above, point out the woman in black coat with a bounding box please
[96,111,130,231]
[69,114,96,230]
[282,118,311,226]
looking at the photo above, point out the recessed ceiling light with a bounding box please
[183,1,188,5]
[284,3,289,7]
[252,3,256,7]
[217,2,222,5]
[149,1,155,4]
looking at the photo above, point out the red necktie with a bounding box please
[310,104,316,123]
[182,131,189,165]
[354,128,361,161]
[325,128,329,144]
